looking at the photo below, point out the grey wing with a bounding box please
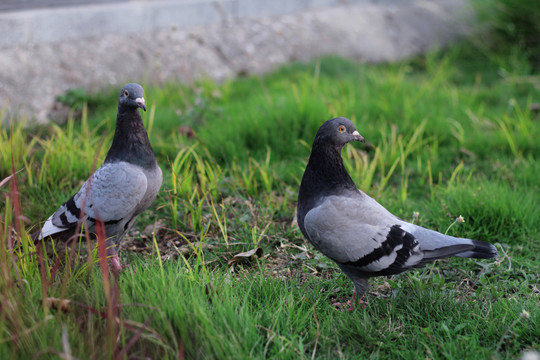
[303,195,425,275]
[351,189,481,260]
[41,162,147,238]
[338,191,482,263]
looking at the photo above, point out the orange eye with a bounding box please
[338,125,346,133]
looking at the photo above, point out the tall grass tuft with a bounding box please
[472,0,540,63]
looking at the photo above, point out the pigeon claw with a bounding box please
[331,292,367,311]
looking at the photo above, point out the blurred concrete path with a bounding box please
[0,0,471,123]
[0,0,127,12]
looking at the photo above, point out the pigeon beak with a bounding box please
[352,130,365,143]
[135,97,146,111]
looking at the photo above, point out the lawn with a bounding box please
[1,43,538,359]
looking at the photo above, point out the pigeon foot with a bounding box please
[110,254,122,273]
[331,292,367,311]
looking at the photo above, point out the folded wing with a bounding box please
[303,195,425,276]
[38,162,147,239]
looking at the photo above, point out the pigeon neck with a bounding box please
[301,142,357,199]
[105,107,157,168]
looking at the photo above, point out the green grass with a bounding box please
[1,42,539,359]
[471,0,540,64]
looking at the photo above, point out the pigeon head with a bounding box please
[314,117,365,148]
[118,83,146,111]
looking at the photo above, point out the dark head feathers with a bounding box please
[313,117,365,148]
[119,83,146,112]
[105,83,155,166]
[297,117,366,229]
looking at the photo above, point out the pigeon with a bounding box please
[35,83,162,272]
[297,117,498,305]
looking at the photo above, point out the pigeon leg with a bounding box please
[110,254,122,273]
[350,291,358,307]
[352,278,369,299]
[106,242,123,273]
[349,291,367,307]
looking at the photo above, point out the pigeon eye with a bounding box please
[124,90,129,97]
[338,126,346,133]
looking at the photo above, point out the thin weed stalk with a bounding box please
[210,199,229,247]
[96,221,117,357]
[152,231,165,280]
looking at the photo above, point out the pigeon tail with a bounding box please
[454,240,498,259]
[409,225,498,260]
[36,215,64,240]
[421,244,475,261]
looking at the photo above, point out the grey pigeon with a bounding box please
[35,83,162,272]
[297,117,498,305]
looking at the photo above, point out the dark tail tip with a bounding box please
[455,240,498,259]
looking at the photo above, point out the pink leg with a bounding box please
[350,291,368,306]
[110,254,122,273]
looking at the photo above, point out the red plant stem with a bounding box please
[95,219,117,355]
[9,127,23,249]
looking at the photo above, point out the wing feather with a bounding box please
[39,162,147,239]
[303,195,424,275]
